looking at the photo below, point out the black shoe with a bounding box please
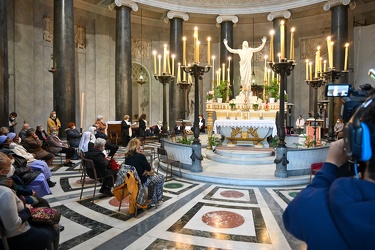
[47,180,56,187]
[100,187,113,197]
[60,226,65,232]
[64,162,75,167]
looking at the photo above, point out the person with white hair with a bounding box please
[84,138,118,196]
[95,115,107,135]
[121,115,132,147]
[154,121,162,135]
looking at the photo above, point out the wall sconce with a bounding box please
[48,54,56,73]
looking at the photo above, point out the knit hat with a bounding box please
[7,132,16,141]
[0,135,7,145]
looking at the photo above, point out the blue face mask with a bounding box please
[51,132,57,135]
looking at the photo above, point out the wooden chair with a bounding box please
[310,162,324,182]
[156,148,181,181]
[109,130,119,145]
[79,158,114,203]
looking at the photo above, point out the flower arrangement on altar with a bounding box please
[206,90,214,101]
[252,103,259,111]
[229,99,236,109]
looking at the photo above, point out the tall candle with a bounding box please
[317,46,321,72]
[158,54,162,76]
[264,55,268,82]
[216,70,219,86]
[182,37,186,65]
[326,36,332,69]
[290,27,295,60]
[319,57,322,74]
[167,50,171,74]
[163,44,167,74]
[280,20,285,59]
[228,57,231,81]
[309,62,313,80]
[153,50,157,75]
[323,60,327,72]
[314,51,318,78]
[197,41,200,63]
[305,59,309,80]
[278,53,281,63]
[212,56,215,79]
[344,43,349,71]
[330,41,334,69]
[171,54,175,76]
[227,69,230,82]
[80,92,85,129]
[222,63,225,81]
[207,37,211,65]
[218,69,221,83]
[194,27,198,62]
[267,68,271,85]
[270,30,275,62]
[177,63,181,82]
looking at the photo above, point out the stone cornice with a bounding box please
[216,15,239,24]
[323,0,355,11]
[166,11,190,21]
[109,0,138,12]
[267,10,291,21]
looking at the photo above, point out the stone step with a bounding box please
[214,148,274,159]
[205,149,275,165]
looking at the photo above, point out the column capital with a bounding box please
[323,0,355,11]
[109,0,138,12]
[216,15,238,25]
[166,11,189,21]
[267,11,291,21]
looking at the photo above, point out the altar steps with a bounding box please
[205,147,275,165]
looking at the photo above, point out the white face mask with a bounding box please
[6,165,15,177]
[72,126,76,130]
[52,115,56,118]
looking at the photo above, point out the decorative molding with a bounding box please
[166,11,189,21]
[109,0,138,12]
[267,10,291,21]
[216,15,239,24]
[323,0,352,11]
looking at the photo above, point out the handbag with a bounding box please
[108,158,120,171]
[29,207,61,225]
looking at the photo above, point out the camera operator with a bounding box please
[283,92,375,249]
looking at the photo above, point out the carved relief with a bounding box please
[131,38,151,60]
[300,37,328,60]
[43,16,86,50]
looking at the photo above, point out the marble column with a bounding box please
[324,0,351,139]
[167,11,189,129]
[109,1,138,120]
[217,15,238,98]
[0,0,8,126]
[53,0,76,136]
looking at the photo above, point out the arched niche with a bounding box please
[132,62,151,122]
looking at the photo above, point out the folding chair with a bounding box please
[79,158,114,203]
[157,148,181,181]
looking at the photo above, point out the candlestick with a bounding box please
[167,50,171,74]
[212,56,215,79]
[222,63,225,81]
[264,55,268,82]
[163,44,167,73]
[194,27,198,63]
[344,43,349,71]
[218,68,221,83]
[278,53,281,63]
[177,63,181,82]
[309,62,313,80]
[270,30,275,62]
[267,68,271,85]
[317,46,321,72]
[228,57,231,81]
[153,50,157,75]
[183,37,186,65]
[171,54,175,76]
[323,60,327,72]
[330,41,334,69]
[305,59,309,80]
[197,40,200,63]
[216,70,219,86]
[158,54,162,76]
[227,68,230,82]
[327,36,332,69]
[280,20,285,59]
[207,37,211,65]
[290,27,295,60]
[314,51,318,78]
[80,92,85,129]
[319,57,322,74]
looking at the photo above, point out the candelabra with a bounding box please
[306,78,325,143]
[181,63,211,172]
[321,69,348,142]
[268,58,296,178]
[154,74,175,140]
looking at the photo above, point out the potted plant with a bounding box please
[252,103,259,111]
[214,80,232,103]
[266,78,279,102]
[229,99,236,110]
[206,90,214,102]
[208,136,222,150]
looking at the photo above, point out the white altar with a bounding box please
[214,119,277,147]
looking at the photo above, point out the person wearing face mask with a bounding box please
[8,112,18,133]
[65,122,82,148]
[46,127,76,167]
[18,123,30,143]
[95,115,107,135]
[0,152,60,250]
[22,128,55,166]
[47,111,61,135]
[35,124,49,149]
[334,118,344,139]
[121,115,132,147]
[295,115,305,134]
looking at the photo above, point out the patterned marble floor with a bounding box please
[43,145,307,250]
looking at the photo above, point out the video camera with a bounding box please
[325,70,374,123]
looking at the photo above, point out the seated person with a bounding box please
[334,118,344,139]
[3,132,55,187]
[199,114,205,133]
[0,126,9,136]
[125,138,164,207]
[295,115,305,134]
[22,128,54,166]
[18,123,30,143]
[95,115,107,135]
[84,138,118,196]
[78,131,93,156]
[0,152,60,250]
[153,121,162,135]
[92,124,118,157]
[46,127,76,167]
[35,124,49,149]
[65,122,82,148]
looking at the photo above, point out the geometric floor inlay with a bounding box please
[202,210,245,228]
[204,187,257,204]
